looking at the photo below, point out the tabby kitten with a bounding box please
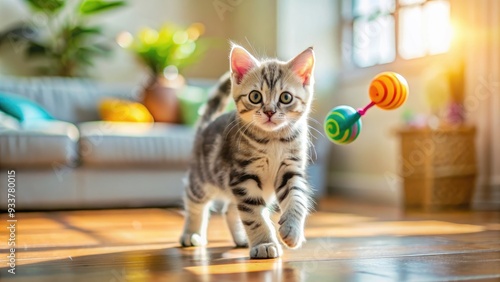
[180,45,315,259]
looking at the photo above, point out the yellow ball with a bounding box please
[369,72,409,110]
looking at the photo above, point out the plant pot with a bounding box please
[142,75,185,123]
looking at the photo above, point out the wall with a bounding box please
[229,0,277,59]
[460,0,500,208]
[277,0,340,93]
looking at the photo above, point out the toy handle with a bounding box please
[340,111,362,131]
[339,102,374,131]
[357,101,375,116]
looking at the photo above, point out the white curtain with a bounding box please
[460,0,500,207]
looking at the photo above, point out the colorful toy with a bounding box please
[324,72,409,145]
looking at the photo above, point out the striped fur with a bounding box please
[180,45,315,259]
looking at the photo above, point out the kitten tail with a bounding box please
[197,72,232,131]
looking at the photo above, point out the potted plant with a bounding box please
[120,23,206,123]
[0,0,126,77]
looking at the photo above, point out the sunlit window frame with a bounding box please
[341,0,451,69]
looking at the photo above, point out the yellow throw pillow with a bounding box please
[99,99,154,122]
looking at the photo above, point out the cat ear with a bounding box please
[230,45,259,84]
[288,47,315,86]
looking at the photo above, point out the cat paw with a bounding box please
[250,242,283,259]
[278,217,305,249]
[180,233,207,247]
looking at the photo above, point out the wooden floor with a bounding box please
[1,198,500,282]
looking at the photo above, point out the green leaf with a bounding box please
[79,0,126,15]
[25,0,64,13]
[74,50,95,66]
[77,45,111,57]
[70,26,103,39]
[89,44,111,54]
[176,38,211,71]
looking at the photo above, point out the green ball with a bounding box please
[324,106,362,144]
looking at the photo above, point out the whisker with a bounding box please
[236,119,255,151]
[307,116,323,127]
[306,136,317,164]
[306,117,325,139]
[307,125,323,139]
[224,118,240,140]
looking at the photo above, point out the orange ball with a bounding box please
[369,72,409,110]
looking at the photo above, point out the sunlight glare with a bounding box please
[399,0,451,59]
[399,6,425,59]
[425,0,452,55]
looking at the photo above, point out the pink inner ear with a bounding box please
[231,47,257,84]
[290,48,315,85]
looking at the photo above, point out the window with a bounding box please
[342,0,452,68]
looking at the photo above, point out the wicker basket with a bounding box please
[397,125,477,211]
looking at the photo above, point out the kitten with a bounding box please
[180,44,315,259]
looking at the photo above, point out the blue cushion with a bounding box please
[0,92,54,122]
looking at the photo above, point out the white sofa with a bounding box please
[0,76,196,209]
[0,76,329,210]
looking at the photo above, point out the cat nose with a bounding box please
[264,111,276,118]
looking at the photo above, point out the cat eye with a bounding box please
[279,92,293,104]
[248,90,262,104]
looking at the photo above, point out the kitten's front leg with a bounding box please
[231,185,283,259]
[275,171,311,248]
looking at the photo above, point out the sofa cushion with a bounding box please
[0,76,140,123]
[0,120,79,167]
[78,121,195,166]
[0,92,55,122]
[0,110,20,131]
